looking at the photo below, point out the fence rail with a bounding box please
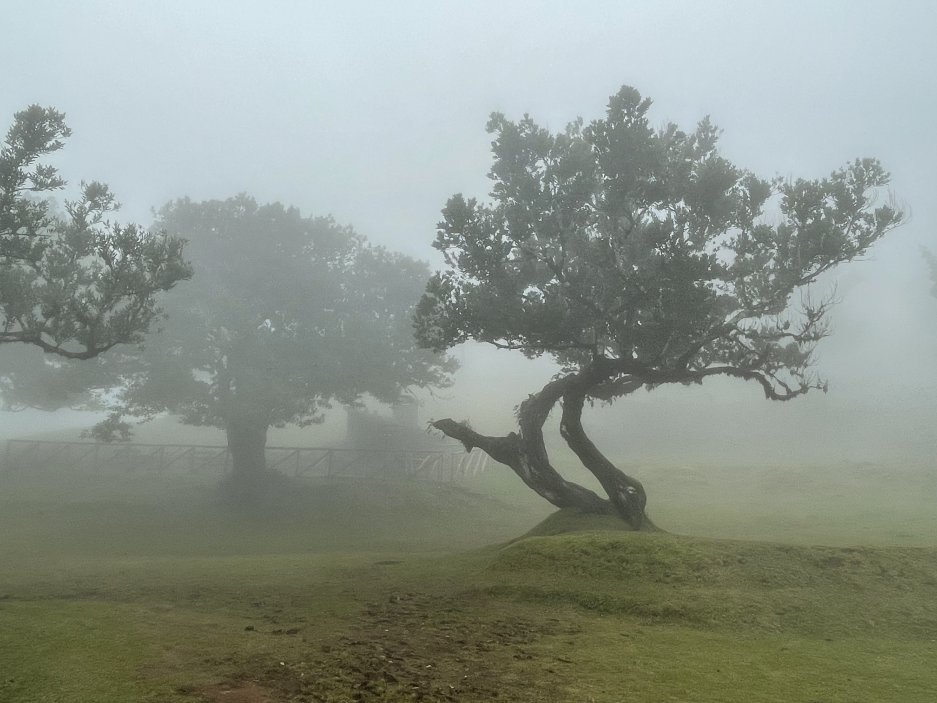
[2,439,489,482]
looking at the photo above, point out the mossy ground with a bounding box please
[2,456,936,702]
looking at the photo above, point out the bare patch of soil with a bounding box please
[209,591,578,702]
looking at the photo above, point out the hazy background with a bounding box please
[2,0,935,465]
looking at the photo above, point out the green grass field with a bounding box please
[2,446,936,702]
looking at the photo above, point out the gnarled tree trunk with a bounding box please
[433,373,614,516]
[432,359,658,530]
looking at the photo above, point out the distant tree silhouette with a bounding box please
[92,195,454,500]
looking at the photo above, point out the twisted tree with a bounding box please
[415,86,903,529]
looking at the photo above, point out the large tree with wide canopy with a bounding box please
[95,195,455,499]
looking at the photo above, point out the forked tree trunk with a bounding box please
[432,362,658,530]
[224,419,270,500]
[431,420,613,514]
[432,374,614,515]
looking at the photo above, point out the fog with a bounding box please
[3,0,936,466]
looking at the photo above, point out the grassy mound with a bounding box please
[513,507,639,538]
[488,515,937,639]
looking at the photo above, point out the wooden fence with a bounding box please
[2,439,489,482]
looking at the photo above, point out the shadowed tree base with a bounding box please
[222,419,274,505]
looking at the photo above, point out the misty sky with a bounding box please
[2,1,936,463]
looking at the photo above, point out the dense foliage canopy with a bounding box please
[417,87,901,398]
[112,195,453,433]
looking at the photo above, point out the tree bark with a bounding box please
[224,418,270,500]
[432,358,660,530]
[432,373,613,515]
[560,388,655,530]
